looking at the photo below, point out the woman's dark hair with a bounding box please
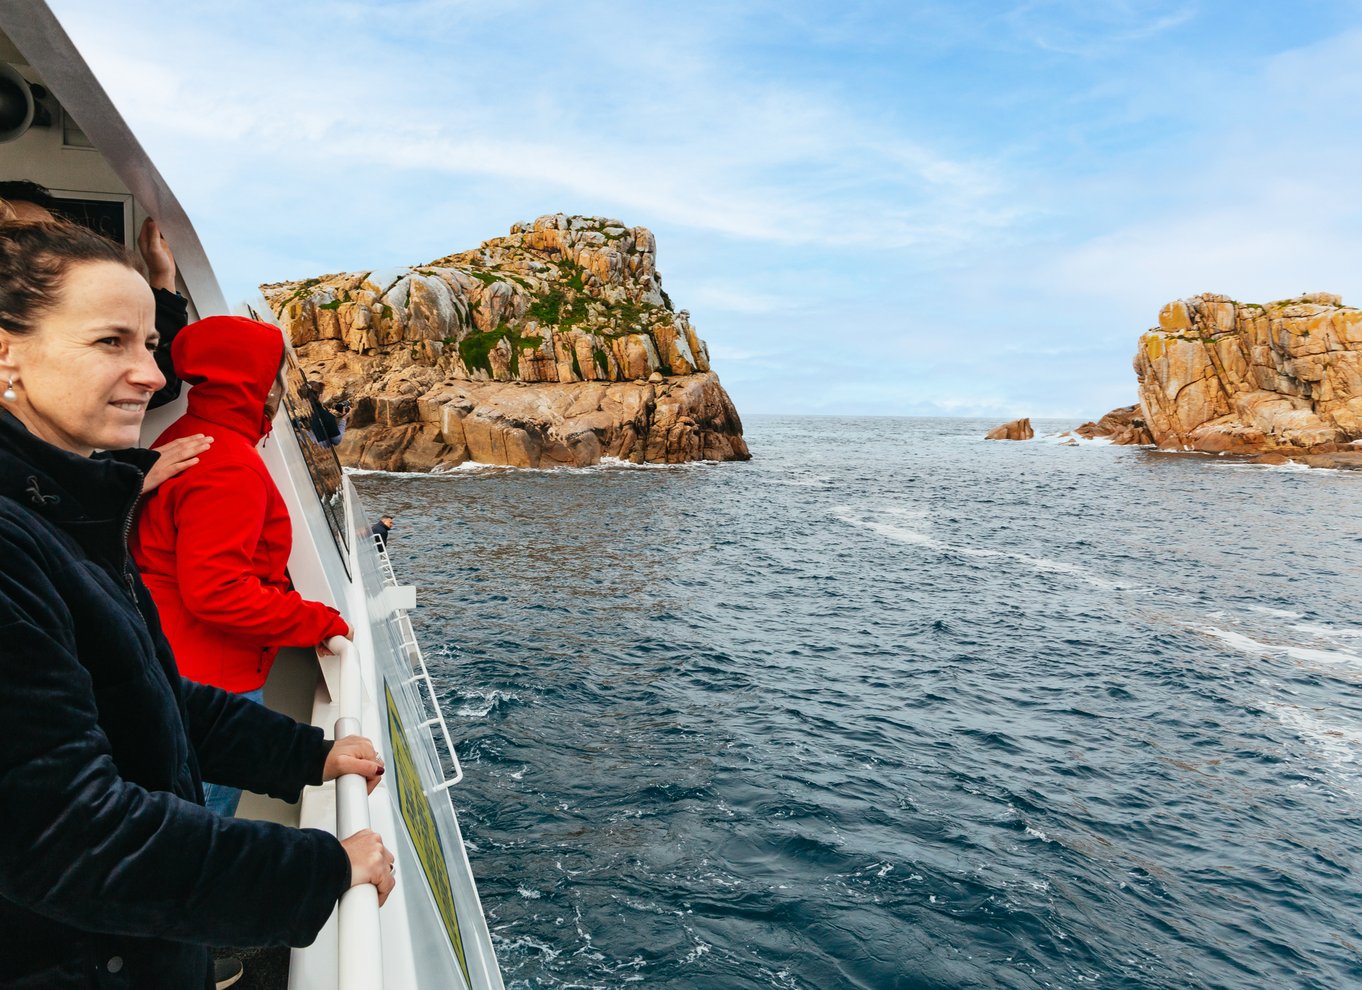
[0,219,138,335]
[0,179,58,211]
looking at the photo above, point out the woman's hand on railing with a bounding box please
[341,828,396,906]
[324,734,385,794]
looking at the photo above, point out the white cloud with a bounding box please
[1040,27,1362,311]
[53,0,1025,258]
[1004,0,1198,56]
[39,0,1362,418]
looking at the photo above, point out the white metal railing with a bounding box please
[326,635,383,990]
[372,534,464,789]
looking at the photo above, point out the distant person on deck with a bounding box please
[372,513,395,551]
[307,379,349,448]
[131,315,352,818]
[0,180,210,494]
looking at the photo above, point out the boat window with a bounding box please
[276,343,352,576]
[50,195,125,243]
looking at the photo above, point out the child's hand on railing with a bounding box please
[316,625,354,656]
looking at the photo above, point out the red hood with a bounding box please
[172,316,285,442]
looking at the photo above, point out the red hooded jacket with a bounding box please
[131,316,347,692]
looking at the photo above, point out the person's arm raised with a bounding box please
[137,217,177,292]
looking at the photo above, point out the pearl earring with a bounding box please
[2,377,14,402]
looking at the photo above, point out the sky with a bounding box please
[44,0,1362,417]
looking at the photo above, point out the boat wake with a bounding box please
[1201,625,1362,675]
[830,505,1130,591]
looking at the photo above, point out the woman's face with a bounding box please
[0,261,161,455]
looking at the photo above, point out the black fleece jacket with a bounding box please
[150,286,188,409]
[0,411,350,988]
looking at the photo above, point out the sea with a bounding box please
[351,415,1362,990]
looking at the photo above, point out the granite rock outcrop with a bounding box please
[1133,292,1362,455]
[985,418,1034,441]
[262,214,749,470]
[1070,404,1154,445]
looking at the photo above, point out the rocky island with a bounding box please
[1041,292,1362,466]
[263,214,749,471]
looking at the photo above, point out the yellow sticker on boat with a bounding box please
[385,682,470,984]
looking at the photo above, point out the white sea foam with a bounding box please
[836,512,937,548]
[1285,645,1362,668]
[431,460,507,473]
[1011,552,1125,590]
[1215,460,1341,474]
[344,462,500,479]
[1269,703,1362,797]
[455,689,519,717]
[681,940,711,965]
[1247,605,1305,620]
[1203,627,1362,672]
[831,506,1127,590]
[345,456,704,480]
[1292,622,1362,640]
[1037,432,1115,446]
[496,934,561,962]
[598,456,711,470]
[1202,627,1271,656]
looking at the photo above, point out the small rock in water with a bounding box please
[985,418,1033,441]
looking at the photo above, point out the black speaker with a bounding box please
[0,63,35,143]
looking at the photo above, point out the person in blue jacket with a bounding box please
[0,217,396,987]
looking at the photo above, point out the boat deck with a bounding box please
[221,946,289,990]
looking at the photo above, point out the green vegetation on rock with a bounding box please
[274,217,704,390]
[528,290,564,326]
[283,277,321,308]
[458,325,545,378]
[458,328,508,377]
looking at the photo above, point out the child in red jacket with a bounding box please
[132,315,349,816]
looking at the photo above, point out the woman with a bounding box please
[0,219,395,988]
[0,188,213,495]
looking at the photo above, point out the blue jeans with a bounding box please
[202,687,265,817]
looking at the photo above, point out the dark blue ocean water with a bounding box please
[353,416,1362,990]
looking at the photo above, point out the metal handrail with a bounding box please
[325,635,383,990]
[373,532,398,584]
[370,537,464,790]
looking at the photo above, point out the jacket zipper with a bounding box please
[119,476,144,604]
